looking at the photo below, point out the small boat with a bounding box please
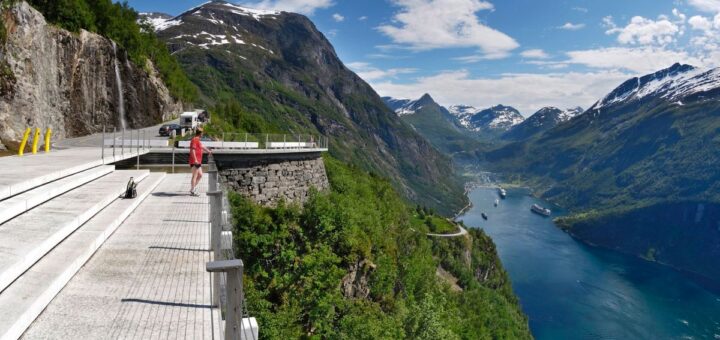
[498,188,507,199]
[494,199,499,207]
[531,204,551,217]
[481,212,488,220]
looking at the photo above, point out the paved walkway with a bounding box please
[22,174,217,339]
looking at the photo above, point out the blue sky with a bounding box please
[128,0,720,115]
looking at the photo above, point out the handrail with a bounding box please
[206,158,258,340]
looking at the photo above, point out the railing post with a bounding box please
[102,126,105,163]
[207,190,223,307]
[206,260,251,340]
[265,134,268,149]
[244,133,248,149]
[208,157,218,192]
[121,128,125,156]
[113,128,116,159]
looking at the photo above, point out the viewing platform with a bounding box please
[0,129,328,339]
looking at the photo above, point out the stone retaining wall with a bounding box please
[217,152,328,206]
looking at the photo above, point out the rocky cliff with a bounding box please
[0,2,181,151]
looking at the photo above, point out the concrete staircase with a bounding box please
[0,162,164,340]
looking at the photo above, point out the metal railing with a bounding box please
[100,127,152,168]
[206,157,258,340]
[212,133,328,150]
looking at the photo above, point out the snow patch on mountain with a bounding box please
[449,104,523,131]
[141,1,280,32]
[594,63,720,110]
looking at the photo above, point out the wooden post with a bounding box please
[206,259,245,340]
[207,190,223,307]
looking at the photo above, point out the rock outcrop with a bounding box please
[0,2,181,150]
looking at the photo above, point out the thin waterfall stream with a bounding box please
[111,41,126,130]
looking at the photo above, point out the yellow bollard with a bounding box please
[44,128,52,153]
[18,128,31,156]
[31,127,40,154]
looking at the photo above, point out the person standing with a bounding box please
[189,128,212,196]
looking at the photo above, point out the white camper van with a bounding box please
[180,111,199,131]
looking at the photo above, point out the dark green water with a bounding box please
[459,187,720,339]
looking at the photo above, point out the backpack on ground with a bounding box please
[125,177,137,199]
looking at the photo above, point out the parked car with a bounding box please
[158,123,182,136]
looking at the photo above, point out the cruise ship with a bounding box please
[531,204,551,217]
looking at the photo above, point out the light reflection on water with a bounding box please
[459,187,720,340]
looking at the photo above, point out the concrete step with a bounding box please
[0,166,115,226]
[0,172,165,340]
[0,147,148,202]
[0,170,150,294]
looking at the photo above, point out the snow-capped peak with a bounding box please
[383,94,437,116]
[448,104,524,131]
[142,1,281,32]
[593,63,720,110]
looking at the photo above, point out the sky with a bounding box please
[128,0,720,115]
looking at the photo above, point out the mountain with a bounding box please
[146,1,465,215]
[382,94,485,163]
[502,106,582,141]
[448,104,524,135]
[487,63,720,281]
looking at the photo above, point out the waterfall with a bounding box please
[112,41,127,130]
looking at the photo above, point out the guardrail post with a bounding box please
[102,126,105,163]
[206,259,250,340]
[244,133,248,149]
[208,156,218,192]
[113,128,116,159]
[207,190,223,307]
[121,128,125,156]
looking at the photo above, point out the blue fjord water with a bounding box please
[458,187,720,340]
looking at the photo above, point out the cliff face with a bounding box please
[0,2,181,150]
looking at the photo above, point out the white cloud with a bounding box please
[371,70,630,114]
[687,0,720,13]
[240,0,333,15]
[572,7,588,13]
[565,47,705,73]
[605,15,681,45]
[558,22,586,30]
[377,0,518,57]
[520,49,550,59]
[689,15,713,31]
[332,13,344,22]
[346,62,417,81]
[358,16,368,21]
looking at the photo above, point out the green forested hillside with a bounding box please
[232,157,531,339]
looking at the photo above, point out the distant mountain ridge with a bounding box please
[448,104,524,133]
[502,106,582,140]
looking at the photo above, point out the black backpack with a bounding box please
[125,177,137,199]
